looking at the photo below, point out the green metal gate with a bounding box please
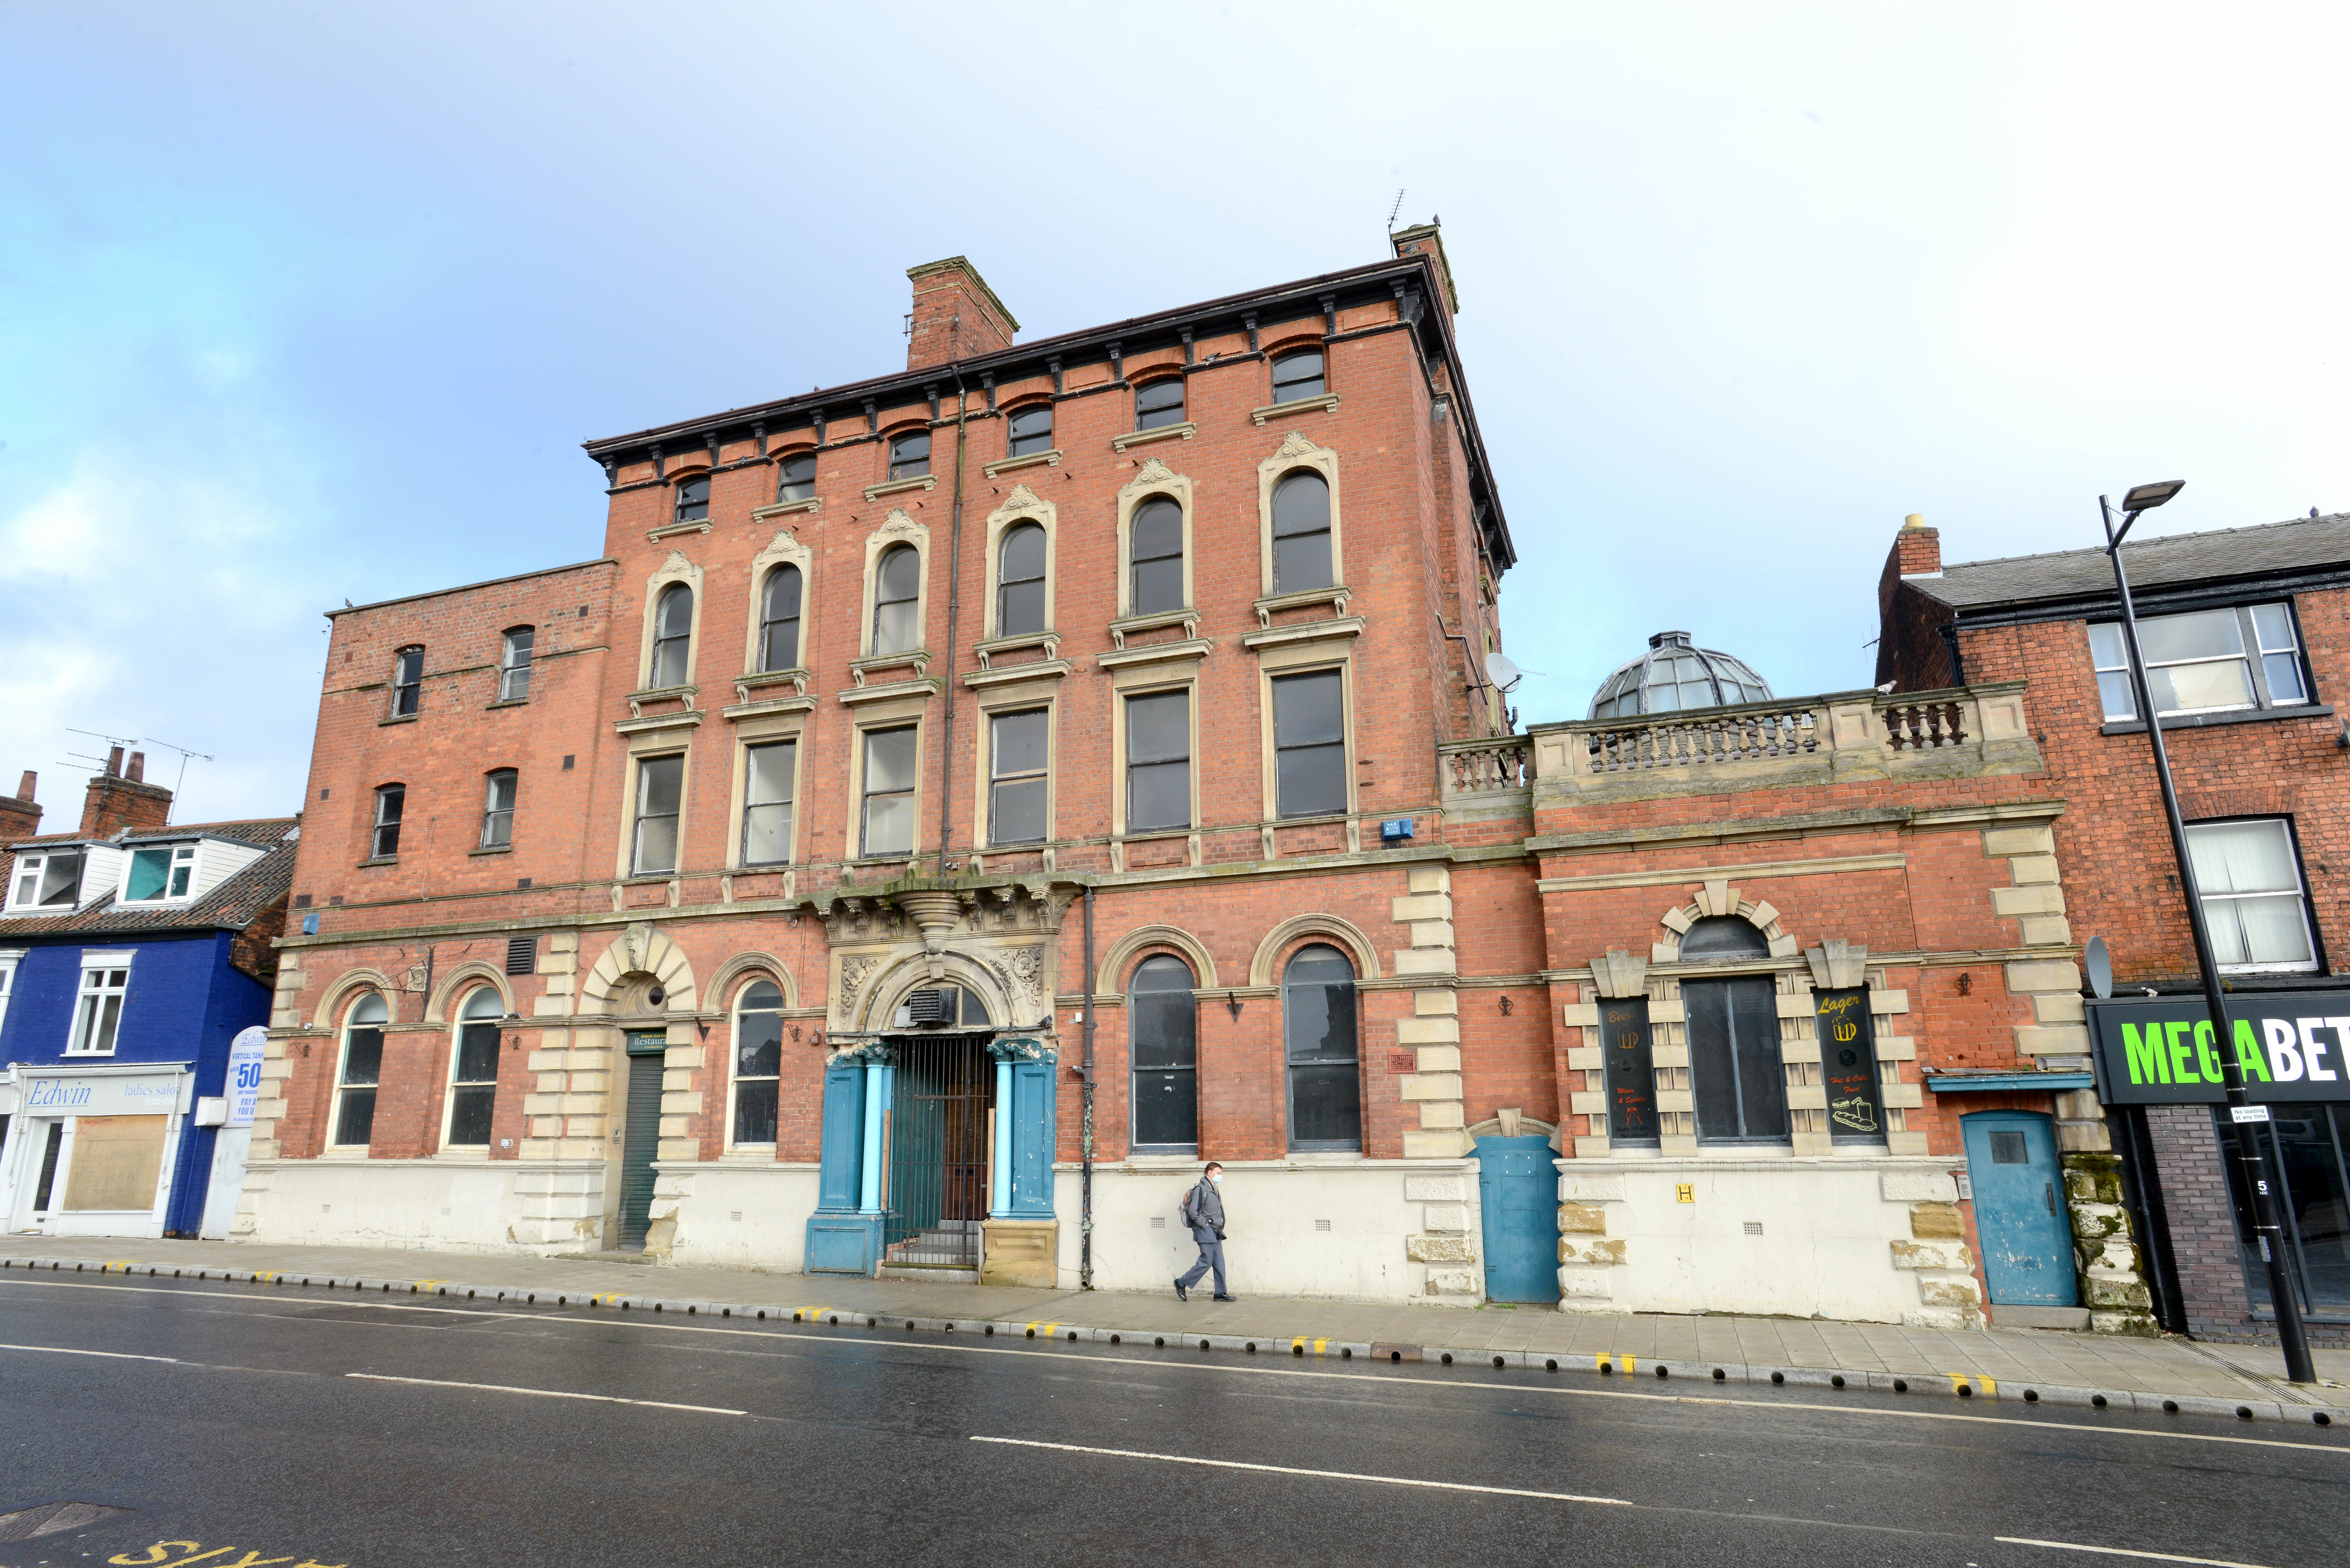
[883,1035,993,1268]
[617,1032,666,1251]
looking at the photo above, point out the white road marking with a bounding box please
[345,1372,744,1415]
[6,1277,2337,1459]
[973,1435,1632,1505]
[0,1340,177,1363]
[1995,1537,2276,1568]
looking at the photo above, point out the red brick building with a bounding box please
[1882,510,2350,1343]
[241,237,2132,1327]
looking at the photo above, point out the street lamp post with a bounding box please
[2101,480,2316,1383]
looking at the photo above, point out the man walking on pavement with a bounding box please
[1174,1161,1235,1301]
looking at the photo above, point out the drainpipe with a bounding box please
[1081,886,1097,1288]
[937,371,970,876]
[1936,622,1966,687]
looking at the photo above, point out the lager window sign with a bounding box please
[1816,989,1885,1143]
[1599,997,1659,1144]
[2090,992,2350,1104]
[226,1025,269,1127]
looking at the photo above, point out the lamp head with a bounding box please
[2122,479,2185,512]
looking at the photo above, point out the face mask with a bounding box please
[1209,1173,1221,1184]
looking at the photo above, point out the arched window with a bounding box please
[1135,377,1185,430]
[1130,955,1198,1152]
[446,987,504,1147]
[1129,496,1184,615]
[1282,944,1360,1150]
[674,473,711,523]
[997,521,1047,635]
[1680,918,1788,1144]
[732,979,785,1146]
[873,544,921,654]
[649,582,694,688]
[758,564,803,671]
[1272,471,1333,594]
[1006,404,1053,457]
[333,993,387,1149]
[1271,347,1325,402]
[889,431,931,479]
[776,451,816,503]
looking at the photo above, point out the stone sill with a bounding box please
[964,659,1070,690]
[1097,637,1212,671]
[984,449,1062,477]
[467,844,513,857]
[486,698,529,710]
[864,474,937,501]
[378,713,419,727]
[753,497,822,518]
[356,857,398,869]
[647,520,711,541]
[1250,392,1340,425]
[2100,703,2332,736]
[1111,421,1196,453]
[1241,614,1364,652]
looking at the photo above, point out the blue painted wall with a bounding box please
[2,932,271,1232]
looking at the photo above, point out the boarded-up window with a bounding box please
[61,1115,168,1211]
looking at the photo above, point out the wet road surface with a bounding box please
[0,1273,2339,1567]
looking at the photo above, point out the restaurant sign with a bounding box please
[2088,993,2350,1104]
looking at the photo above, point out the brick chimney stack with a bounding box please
[905,257,1018,371]
[0,770,39,843]
[1877,511,1947,642]
[81,748,172,838]
[1390,219,1460,315]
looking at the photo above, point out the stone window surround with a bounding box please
[1105,656,1203,851]
[636,550,706,695]
[968,675,1062,858]
[980,484,1058,645]
[436,977,513,1160]
[614,733,694,887]
[722,965,793,1155]
[1256,430,1344,600]
[843,694,929,865]
[1254,642,1358,834]
[1565,881,1920,1159]
[1114,457,1196,623]
[858,509,932,662]
[722,709,807,878]
[738,526,815,686]
[326,984,390,1157]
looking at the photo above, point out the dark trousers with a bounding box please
[1178,1235,1227,1295]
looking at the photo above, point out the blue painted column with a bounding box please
[859,1059,891,1214]
[990,1058,1014,1217]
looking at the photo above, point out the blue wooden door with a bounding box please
[1475,1134,1561,1304]
[1961,1111,2077,1307]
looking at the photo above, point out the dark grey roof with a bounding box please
[0,817,298,940]
[1917,512,2350,613]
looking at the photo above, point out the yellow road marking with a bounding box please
[1952,1373,1998,1398]
[1027,1320,1062,1337]
[589,1292,629,1307]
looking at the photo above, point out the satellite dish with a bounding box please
[2085,936,2113,1000]
[1485,652,1524,693]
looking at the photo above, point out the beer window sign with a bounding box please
[1599,997,1658,1144]
[1816,989,1886,1143]
[2090,993,2350,1104]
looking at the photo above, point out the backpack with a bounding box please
[1177,1183,1198,1230]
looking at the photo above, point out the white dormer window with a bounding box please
[8,849,85,911]
[123,843,197,903]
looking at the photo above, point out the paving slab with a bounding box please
[8,1235,2344,1422]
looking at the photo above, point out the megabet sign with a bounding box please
[2089,993,2350,1105]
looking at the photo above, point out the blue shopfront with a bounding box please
[807,1030,1059,1285]
[0,931,270,1239]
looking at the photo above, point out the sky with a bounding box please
[3,3,2344,824]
